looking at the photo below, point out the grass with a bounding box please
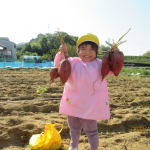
[120,66,150,76]
[37,86,48,93]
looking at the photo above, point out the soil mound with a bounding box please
[0,68,150,150]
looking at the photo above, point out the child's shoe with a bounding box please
[68,147,78,150]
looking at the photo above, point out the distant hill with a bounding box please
[17,42,25,46]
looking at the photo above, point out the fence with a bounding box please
[1,58,150,68]
[124,61,150,67]
[0,58,54,68]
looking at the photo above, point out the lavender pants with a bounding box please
[67,115,99,149]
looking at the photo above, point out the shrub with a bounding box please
[143,70,150,75]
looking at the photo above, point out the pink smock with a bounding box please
[54,52,114,120]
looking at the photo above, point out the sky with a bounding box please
[0,0,150,56]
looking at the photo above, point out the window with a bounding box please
[14,45,16,48]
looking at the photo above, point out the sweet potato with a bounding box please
[49,67,60,88]
[110,51,124,76]
[58,59,71,85]
[55,28,71,85]
[101,51,111,81]
[101,28,131,81]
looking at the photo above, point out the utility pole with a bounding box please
[107,37,111,43]
[48,24,49,33]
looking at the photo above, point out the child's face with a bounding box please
[78,44,96,62]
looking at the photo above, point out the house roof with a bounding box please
[0,37,16,44]
[0,37,10,41]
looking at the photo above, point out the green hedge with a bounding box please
[97,55,150,64]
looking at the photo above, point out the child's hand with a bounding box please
[59,43,67,54]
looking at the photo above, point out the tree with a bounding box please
[67,44,78,57]
[32,52,38,56]
[16,43,25,51]
[41,54,52,61]
[143,51,150,56]
[39,35,49,55]
[29,34,44,43]
[20,42,32,55]
[24,51,32,55]
[30,41,42,56]
[46,48,59,60]
[99,45,110,51]
[19,31,79,60]
[99,45,110,54]
[16,51,21,59]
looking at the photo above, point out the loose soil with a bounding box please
[0,68,150,150]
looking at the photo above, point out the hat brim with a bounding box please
[77,40,99,47]
[77,34,100,47]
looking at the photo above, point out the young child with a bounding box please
[54,33,119,150]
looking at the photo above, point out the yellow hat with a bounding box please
[76,33,100,47]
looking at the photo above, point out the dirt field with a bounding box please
[0,68,150,150]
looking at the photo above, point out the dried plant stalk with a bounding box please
[56,28,68,60]
[105,28,131,50]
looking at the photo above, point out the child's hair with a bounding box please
[77,41,99,56]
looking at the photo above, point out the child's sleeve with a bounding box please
[54,52,65,68]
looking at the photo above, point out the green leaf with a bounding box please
[37,90,40,93]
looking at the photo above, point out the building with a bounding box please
[0,37,17,59]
